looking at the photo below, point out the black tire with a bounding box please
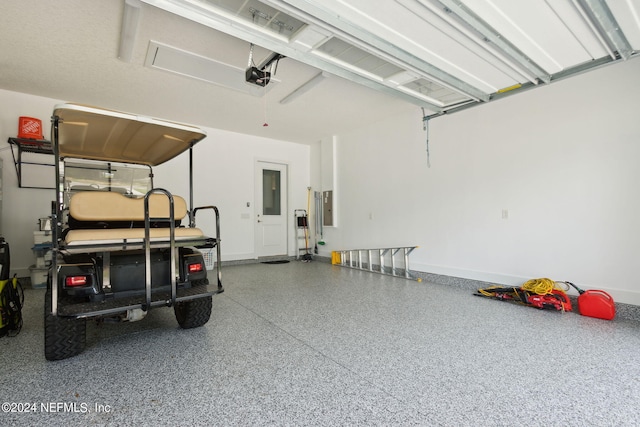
[174,296,212,329]
[44,290,86,361]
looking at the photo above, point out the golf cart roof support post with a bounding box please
[189,143,195,228]
[51,114,62,316]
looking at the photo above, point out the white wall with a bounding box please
[0,90,57,276]
[154,127,310,261]
[319,58,640,305]
[0,89,310,275]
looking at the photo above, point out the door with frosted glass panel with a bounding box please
[255,161,288,257]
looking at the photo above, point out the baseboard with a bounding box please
[410,269,640,323]
[324,258,640,323]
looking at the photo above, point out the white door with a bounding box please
[255,161,288,257]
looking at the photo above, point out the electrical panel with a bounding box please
[323,190,333,227]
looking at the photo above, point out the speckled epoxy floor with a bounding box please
[2,261,640,426]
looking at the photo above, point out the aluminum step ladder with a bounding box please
[331,246,421,281]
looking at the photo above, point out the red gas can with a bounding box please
[577,290,616,320]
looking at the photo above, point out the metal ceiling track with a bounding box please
[262,0,490,103]
[573,0,634,60]
[422,0,637,121]
[429,0,551,85]
[141,0,447,111]
[424,52,639,122]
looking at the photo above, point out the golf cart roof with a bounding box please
[52,103,207,166]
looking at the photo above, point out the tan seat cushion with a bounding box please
[65,227,204,245]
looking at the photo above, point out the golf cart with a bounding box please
[45,104,223,360]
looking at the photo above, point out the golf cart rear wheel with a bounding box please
[175,296,212,329]
[44,290,86,361]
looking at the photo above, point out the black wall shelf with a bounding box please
[7,137,55,189]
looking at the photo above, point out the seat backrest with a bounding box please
[69,192,187,223]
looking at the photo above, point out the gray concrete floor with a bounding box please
[1,261,640,426]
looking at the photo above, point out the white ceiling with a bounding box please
[1,0,639,144]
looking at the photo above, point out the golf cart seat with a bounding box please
[62,191,207,252]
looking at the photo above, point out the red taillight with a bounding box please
[65,276,88,287]
[188,263,203,273]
